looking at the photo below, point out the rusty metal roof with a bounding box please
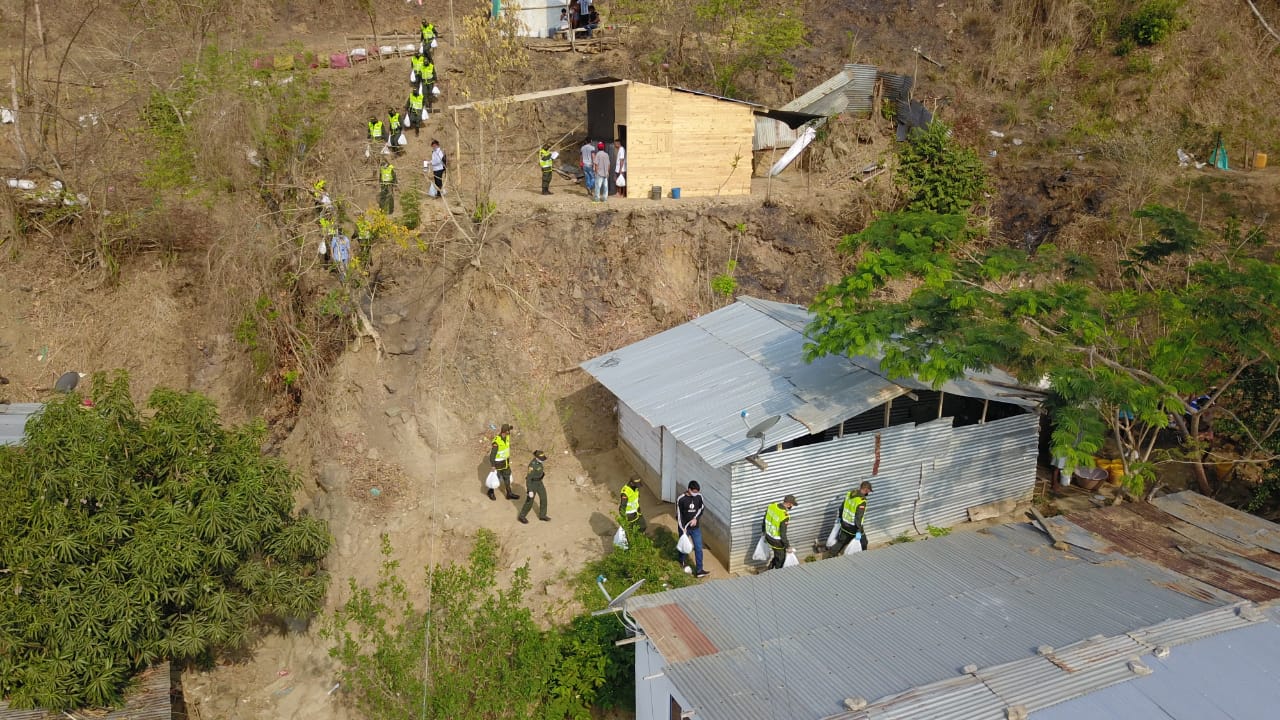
[1067,497,1280,603]
[0,663,171,720]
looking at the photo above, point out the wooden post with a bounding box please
[936,392,944,419]
[883,399,893,428]
[453,109,462,188]
[980,399,989,424]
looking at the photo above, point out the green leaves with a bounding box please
[897,122,988,215]
[0,371,330,711]
[807,198,1280,496]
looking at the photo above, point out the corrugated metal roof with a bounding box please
[629,520,1246,720]
[580,297,1041,468]
[0,403,42,446]
[0,663,171,720]
[1031,614,1280,720]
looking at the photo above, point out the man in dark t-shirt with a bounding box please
[677,482,710,578]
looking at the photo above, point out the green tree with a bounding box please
[327,531,559,720]
[0,371,330,710]
[805,206,1280,496]
[896,122,988,215]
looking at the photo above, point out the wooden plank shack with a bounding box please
[449,80,759,198]
[619,83,755,198]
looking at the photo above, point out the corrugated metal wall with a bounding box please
[722,413,1039,571]
[845,64,879,115]
[754,117,799,151]
[618,400,660,477]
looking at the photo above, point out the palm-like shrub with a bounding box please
[0,371,330,710]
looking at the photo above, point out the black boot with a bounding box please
[487,489,496,500]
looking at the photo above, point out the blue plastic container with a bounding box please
[671,187,681,199]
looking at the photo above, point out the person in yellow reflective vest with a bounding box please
[355,217,374,266]
[489,424,519,500]
[420,20,438,59]
[538,144,554,195]
[421,61,437,109]
[761,495,798,570]
[406,89,425,137]
[386,109,403,154]
[820,481,871,556]
[378,160,396,214]
[367,117,383,141]
[618,478,646,532]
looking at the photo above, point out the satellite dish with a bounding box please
[746,415,781,439]
[608,579,646,609]
[740,412,781,471]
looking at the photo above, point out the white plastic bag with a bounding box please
[613,526,629,550]
[616,174,626,187]
[843,533,863,555]
[783,550,800,567]
[676,532,694,554]
[484,471,500,490]
[395,131,406,147]
[431,86,441,97]
[317,238,327,255]
[752,537,769,563]
[430,39,438,49]
[826,523,840,548]
[421,110,430,121]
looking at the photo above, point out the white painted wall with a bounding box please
[635,638,694,720]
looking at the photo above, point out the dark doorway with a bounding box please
[586,87,616,142]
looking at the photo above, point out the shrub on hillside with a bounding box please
[0,371,330,710]
[1119,0,1183,47]
[896,122,988,215]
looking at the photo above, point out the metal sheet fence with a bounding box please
[724,414,1038,571]
[618,400,661,477]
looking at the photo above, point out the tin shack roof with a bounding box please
[0,403,42,446]
[580,297,1042,468]
[0,663,171,720]
[627,493,1280,720]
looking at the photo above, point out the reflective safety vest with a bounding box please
[493,434,511,464]
[411,55,427,74]
[356,220,371,240]
[388,112,401,132]
[422,62,435,82]
[841,493,866,526]
[763,502,789,541]
[422,23,436,41]
[379,164,395,183]
[621,484,640,515]
[409,92,424,111]
[313,179,325,193]
[539,149,553,169]
[368,120,383,138]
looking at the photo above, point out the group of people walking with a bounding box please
[368,20,448,213]
[485,423,875,575]
[759,481,873,570]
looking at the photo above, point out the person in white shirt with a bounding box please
[613,138,626,197]
[426,139,446,197]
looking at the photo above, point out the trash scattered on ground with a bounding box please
[1012,138,1023,146]
[989,130,1005,138]
[1176,148,1206,169]
[0,107,13,124]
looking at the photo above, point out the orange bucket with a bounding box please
[1255,152,1268,169]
